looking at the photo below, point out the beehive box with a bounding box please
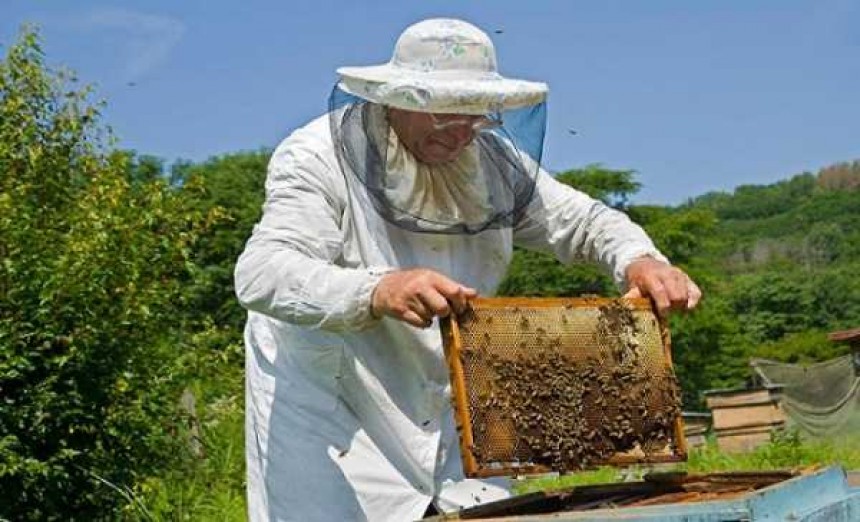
[423,466,860,521]
[440,297,687,478]
[681,412,712,448]
[703,386,786,453]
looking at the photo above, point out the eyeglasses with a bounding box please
[428,112,503,132]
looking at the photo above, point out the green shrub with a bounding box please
[0,28,215,520]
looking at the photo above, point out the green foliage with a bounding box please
[134,402,246,521]
[752,330,849,364]
[497,249,613,297]
[633,206,719,266]
[555,163,641,209]
[172,151,268,332]
[513,466,619,495]
[114,151,168,186]
[0,28,215,519]
[730,271,820,340]
[130,327,246,521]
[694,173,817,220]
[669,297,748,407]
[653,163,860,404]
[687,429,860,472]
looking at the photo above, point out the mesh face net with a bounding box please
[329,85,546,234]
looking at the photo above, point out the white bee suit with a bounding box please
[234,113,667,522]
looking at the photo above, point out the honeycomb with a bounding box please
[441,297,686,477]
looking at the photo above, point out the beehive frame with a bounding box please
[440,297,688,478]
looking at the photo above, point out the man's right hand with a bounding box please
[371,268,478,328]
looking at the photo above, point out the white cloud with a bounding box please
[67,7,185,81]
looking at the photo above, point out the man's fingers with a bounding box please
[687,280,703,309]
[401,309,433,328]
[665,270,690,309]
[406,295,434,323]
[624,257,702,315]
[433,276,477,314]
[645,277,671,316]
[449,285,478,314]
[630,275,700,315]
[373,269,478,326]
[418,289,451,318]
[623,287,643,299]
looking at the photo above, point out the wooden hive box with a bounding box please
[703,385,785,453]
[681,412,712,448]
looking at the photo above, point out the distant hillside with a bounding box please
[644,162,860,405]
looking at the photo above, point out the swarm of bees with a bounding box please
[461,300,682,473]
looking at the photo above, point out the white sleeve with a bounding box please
[234,132,387,331]
[513,170,668,290]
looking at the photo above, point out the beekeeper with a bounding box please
[235,18,701,522]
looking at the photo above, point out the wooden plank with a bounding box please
[659,314,688,459]
[828,327,860,343]
[715,429,778,453]
[467,296,654,310]
[705,388,781,408]
[440,316,479,476]
[714,421,785,436]
[711,403,785,431]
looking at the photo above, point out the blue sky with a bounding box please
[3,0,859,204]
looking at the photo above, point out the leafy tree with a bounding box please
[702,174,816,221]
[669,297,747,407]
[817,159,860,192]
[751,330,849,364]
[113,150,167,186]
[172,151,269,331]
[496,249,613,297]
[555,163,641,209]
[632,206,719,266]
[0,28,214,519]
[728,271,819,342]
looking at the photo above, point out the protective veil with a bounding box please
[329,87,546,234]
[236,18,668,522]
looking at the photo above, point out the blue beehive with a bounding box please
[429,466,860,521]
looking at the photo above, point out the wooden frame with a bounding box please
[440,296,688,478]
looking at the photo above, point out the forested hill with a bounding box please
[640,165,860,405]
[691,166,860,266]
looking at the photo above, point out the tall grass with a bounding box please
[129,392,246,521]
[127,329,248,521]
[687,430,860,472]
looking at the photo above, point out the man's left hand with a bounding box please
[622,256,702,316]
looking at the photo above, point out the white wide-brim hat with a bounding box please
[337,18,548,115]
